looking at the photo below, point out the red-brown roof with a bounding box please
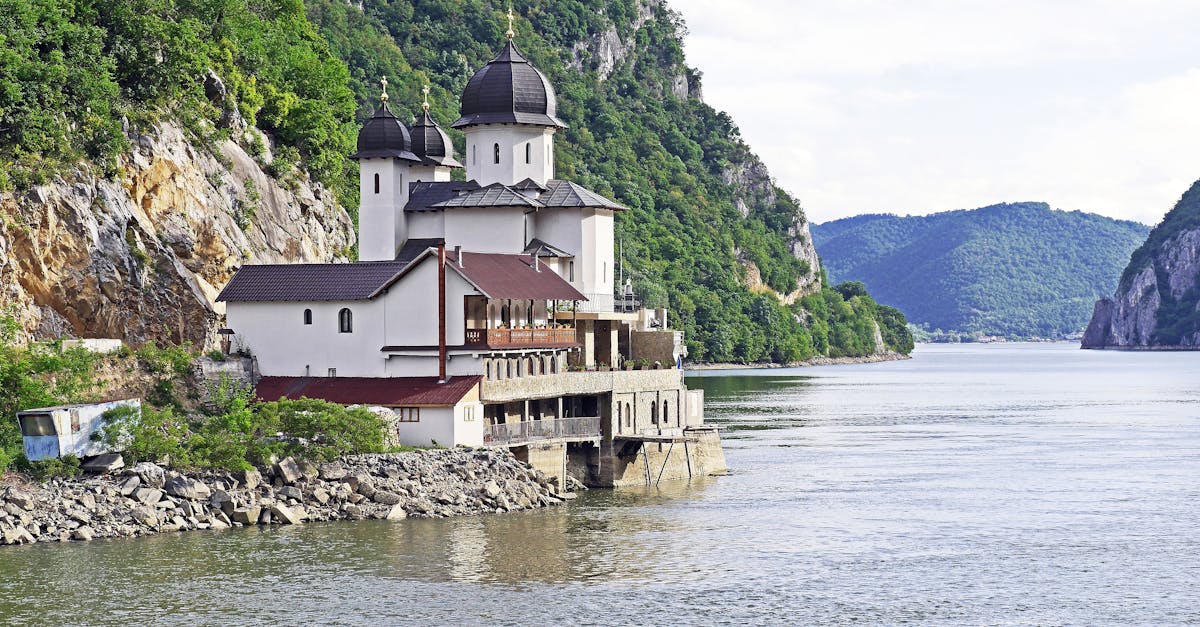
[255,375,481,407]
[451,252,586,301]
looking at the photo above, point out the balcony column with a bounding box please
[556,397,563,420]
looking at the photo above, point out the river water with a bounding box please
[1,343,1198,625]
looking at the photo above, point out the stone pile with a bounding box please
[0,448,566,545]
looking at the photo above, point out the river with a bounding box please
[1,343,1197,625]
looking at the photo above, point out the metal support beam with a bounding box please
[655,440,675,486]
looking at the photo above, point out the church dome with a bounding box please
[411,109,462,168]
[451,41,567,130]
[349,102,420,161]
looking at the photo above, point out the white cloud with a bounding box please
[669,0,1200,225]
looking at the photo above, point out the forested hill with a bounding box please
[0,0,912,362]
[812,203,1150,339]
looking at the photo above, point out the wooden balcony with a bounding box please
[465,327,578,347]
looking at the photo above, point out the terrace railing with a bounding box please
[483,416,601,446]
[465,327,577,347]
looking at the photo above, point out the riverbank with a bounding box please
[0,448,567,546]
[688,351,911,371]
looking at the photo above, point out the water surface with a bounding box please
[1,344,1197,625]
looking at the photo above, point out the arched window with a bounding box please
[303,309,312,325]
[501,304,510,326]
[525,143,531,164]
[493,143,500,164]
[650,401,658,424]
[338,308,353,333]
[663,402,670,426]
[373,173,380,194]
[617,403,622,428]
[626,403,632,428]
[472,144,476,165]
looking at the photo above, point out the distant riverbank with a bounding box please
[688,351,910,371]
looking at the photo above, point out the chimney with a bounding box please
[455,245,463,268]
[438,242,447,384]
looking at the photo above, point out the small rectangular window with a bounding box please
[19,414,56,437]
[396,407,420,422]
[463,406,475,422]
[569,261,575,282]
[328,368,337,378]
[71,413,80,433]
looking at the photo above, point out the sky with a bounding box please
[667,0,1200,225]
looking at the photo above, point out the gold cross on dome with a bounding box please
[380,76,389,102]
[422,85,430,111]
[505,7,515,40]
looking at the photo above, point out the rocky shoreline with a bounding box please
[0,448,569,546]
[688,352,911,371]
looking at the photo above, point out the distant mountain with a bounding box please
[811,203,1151,338]
[1083,180,1200,348]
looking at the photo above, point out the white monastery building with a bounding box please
[217,15,725,487]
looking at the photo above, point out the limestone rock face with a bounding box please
[0,122,354,347]
[1084,220,1200,348]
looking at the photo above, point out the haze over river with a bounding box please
[1,344,1198,625]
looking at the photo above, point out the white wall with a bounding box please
[443,206,527,253]
[227,300,387,378]
[359,158,411,261]
[409,165,451,182]
[407,211,445,241]
[391,402,484,448]
[463,125,555,186]
[531,207,615,301]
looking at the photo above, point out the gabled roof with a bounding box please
[523,238,572,258]
[430,182,543,209]
[541,180,627,211]
[256,375,481,407]
[406,181,481,212]
[217,243,436,303]
[450,251,586,300]
[513,177,548,193]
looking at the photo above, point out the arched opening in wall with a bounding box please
[303,309,312,325]
[617,403,622,430]
[525,143,531,164]
[486,360,493,380]
[626,403,632,429]
[506,359,513,379]
[472,144,476,165]
[373,173,380,194]
[501,304,510,327]
[493,143,500,164]
[338,308,353,333]
[663,402,670,426]
[650,401,658,424]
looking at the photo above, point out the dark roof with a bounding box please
[350,102,421,161]
[452,41,566,129]
[256,375,481,407]
[513,177,548,192]
[406,181,481,212]
[430,182,542,209]
[523,238,572,258]
[541,180,627,211]
[411,110,462,168]
[451,252,586,300]
[217,244,435,303]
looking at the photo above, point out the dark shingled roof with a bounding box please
[217,242,436,303]
[410,110,462,168]
[541,180,627,211]
[451,251,586,300]
[430,182,543,209]
[452,41,566,129]
[349,103,421,161]
[523,238,572,258]
[406,181,481,212]
[256,375,481,407]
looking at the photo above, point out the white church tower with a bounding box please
[350,78,421,261]
[451,10,566,187]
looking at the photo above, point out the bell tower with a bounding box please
[350,77,421,261]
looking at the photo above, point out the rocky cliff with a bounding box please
[0,123,354,347]
[1083,180,1200,349]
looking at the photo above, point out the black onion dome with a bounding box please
[452,41,567,129]
[411,110,463,168]
[349,103,420,161]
